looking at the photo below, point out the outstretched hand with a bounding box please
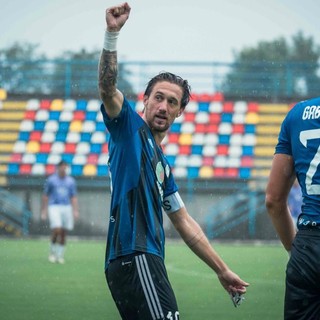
[217,269,249,295]
[106,2,131,32]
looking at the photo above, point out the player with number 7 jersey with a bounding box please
[276,97,320,227]
[266,96,320,319]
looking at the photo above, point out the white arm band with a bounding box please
[103,31,119,52]
[163,192,185,214]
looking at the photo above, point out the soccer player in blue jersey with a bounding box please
[99,3,249,319]
[266,97,320,319]
[41,160,79,264]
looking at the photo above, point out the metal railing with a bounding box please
[1,59,319,101]
[0,187,32,235]
[205,189,266,239]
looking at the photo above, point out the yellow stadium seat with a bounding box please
[70,120,83,132]
[254,158,273,167]
[258,114,285,124]
[83,164,97,176]
[1,122,20,131]
[51,99,64,111]
[0,132,18,141]
[0,164,7,173]
[256,136,278,145]
[2,101,27,110]
[199,166,213,178]
[0,88,7,100]
[245,112,259,124]
[258,103,290,113]
[179,133,192,145]
[0,112,24,120]
[254,146,275,157]
[26,141,40,153]
[0,143,14,153]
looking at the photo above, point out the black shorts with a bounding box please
[106,252,179,320]
[285,229,320,320]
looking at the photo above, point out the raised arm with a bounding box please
[168,207,249,295]
[98,2,131,118]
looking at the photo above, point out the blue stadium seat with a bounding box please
[49,111,60,120]
[198,102,210,112]
[239,168,251,179]
[19,132,30,141]
[8,164,19,174]
[76,100,87,110]
[56,132,67,142]
[34,121,46,131]
[58,122,70,132]
[96,122,106,131]
[97,165,108,176]
[90,144,102,154]
[85,111,97,121]
[71,164,83,176]
[36,153,48,164]
[80,132,92,142]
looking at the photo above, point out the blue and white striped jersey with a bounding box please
[101,97,178,269]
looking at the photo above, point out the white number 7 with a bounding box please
[300,129,320,195]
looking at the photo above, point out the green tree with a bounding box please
[0,42,47,95]
[52,48,135,99]
[222,31,320,101]
[0,43,135,98]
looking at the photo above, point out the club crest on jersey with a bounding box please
[156,162,164,183]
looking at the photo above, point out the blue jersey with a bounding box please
[101,97,179,269]
[44,173,77,205]
[275,97,320,228]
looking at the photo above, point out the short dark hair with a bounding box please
[144,72,191,109]
[58,160,67,166]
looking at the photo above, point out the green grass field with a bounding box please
[0,238,287,320]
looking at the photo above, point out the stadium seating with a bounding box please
[0,96,293,182]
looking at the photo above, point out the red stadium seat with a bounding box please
[209,113,221,124]
[40,100,51,110]
[64,143,77,154]
[73,111,85,121]
[20,164,32,174]
[39,143,52,153]
[167,133,179,143]
[195,124,207,133]
[232,124,244,134]
[223,102,234,113]
[213,168,225,177]
[24,110,36,120]
[247,102,259,112]
[202,156,213,166]
[179,145,191,155]
[217,145,229,155]
[184,113,195,122]
[30,131,42,141]
[226,168,239,177]
[10,153,22,163]
[46,164,56,175]
[241,156,254,167]
[87,154,99,165]
[212,92,224,102]
[205,124,218,133]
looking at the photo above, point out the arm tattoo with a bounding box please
[98,50,118,99]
